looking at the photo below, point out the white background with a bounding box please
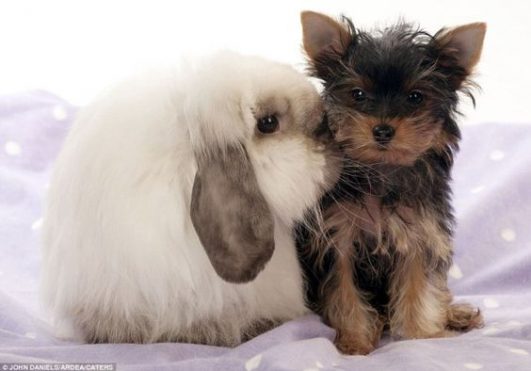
[1,0,530,124]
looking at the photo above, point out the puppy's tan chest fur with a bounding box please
[326,195,426,257]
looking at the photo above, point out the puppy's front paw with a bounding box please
[335,332,375,355]
[334,317,383,355]
[447,303,484,331]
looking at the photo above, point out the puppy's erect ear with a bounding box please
[436,22,486,72]
[190,145,275,283]
[301,11,351,61]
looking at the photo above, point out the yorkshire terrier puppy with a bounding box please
[296,11,486,355]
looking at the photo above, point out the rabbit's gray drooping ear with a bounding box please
[190,145,275,283]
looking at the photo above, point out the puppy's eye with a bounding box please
[407,90,424,105]
[257,115,279,134]
[352,88,367,102]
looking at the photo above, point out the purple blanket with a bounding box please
[1,91,530,370]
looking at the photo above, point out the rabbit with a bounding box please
[40,51,341,346]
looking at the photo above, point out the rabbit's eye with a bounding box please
[257,115,279,134]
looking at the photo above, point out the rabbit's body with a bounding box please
[42,52,338,345]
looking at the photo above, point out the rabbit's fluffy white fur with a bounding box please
[41,51,338,345]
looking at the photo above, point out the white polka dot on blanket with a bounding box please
[483,298,500,308]
[315,361,324,368]
[449,263,463,279]
[482,326,500,335]
[470,185,485,194]
[489,150,505,161]
[500,228,516,242]
[52,105,68,121]
[464,363,483,370]
[24,332,36,339]
[482,320,524,334]
[509,348,529,355]
[4,141,21,156]
[245,354,262,371]
[31,218,43,230]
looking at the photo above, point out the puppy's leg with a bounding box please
[389,252,484,338]
[314,201,384,354]
[388,251,451,339]
[388,209,484,338]
[387,208,457,339]
[322,250,383,355]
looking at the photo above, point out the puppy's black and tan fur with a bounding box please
[296,12,486,355]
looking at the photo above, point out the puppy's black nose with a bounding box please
[372,124,395,144]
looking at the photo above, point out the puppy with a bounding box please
[297,11,486,355]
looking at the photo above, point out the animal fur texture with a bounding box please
[41,51,340,345]
[296,11,486,355]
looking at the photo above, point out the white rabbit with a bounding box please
[41,51,340,345]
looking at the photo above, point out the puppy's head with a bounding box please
[301,11,486,166]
